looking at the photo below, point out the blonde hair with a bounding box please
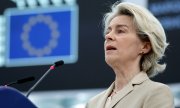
[103,2,169,77]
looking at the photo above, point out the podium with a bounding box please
[0,86,37,108]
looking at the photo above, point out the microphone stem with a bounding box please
[26,66,54,97]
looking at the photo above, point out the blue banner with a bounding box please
[5,6,78,67]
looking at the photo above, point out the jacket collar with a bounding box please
[131,71,149,85]
[106,72,149,108]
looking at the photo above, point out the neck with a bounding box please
[112,61,140,92]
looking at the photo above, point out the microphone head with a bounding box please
[54,60,64,67]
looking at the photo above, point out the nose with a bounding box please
[105,32,114,41]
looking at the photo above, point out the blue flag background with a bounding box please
[5,6,78,66]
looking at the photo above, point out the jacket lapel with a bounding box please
[110,72,149,108]
[110,83,134,108]
[97,83,114,108]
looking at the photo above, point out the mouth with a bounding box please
[106,45,117,51]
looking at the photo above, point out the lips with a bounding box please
[106,45,117,51]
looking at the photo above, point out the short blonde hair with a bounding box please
[103,2,169,77]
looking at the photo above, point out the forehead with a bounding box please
[108,15,134,29]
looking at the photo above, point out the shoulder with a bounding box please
[142,80,174,108]
[87,82,114,104]
[91,90,106,100]
[86,90,106,108]
[86,83,114,108]
[145,79,173,96]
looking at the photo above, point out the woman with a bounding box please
[86,2,174,108]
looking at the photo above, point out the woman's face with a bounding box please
[104,15,144,65]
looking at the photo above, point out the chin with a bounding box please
[105,57,117,66]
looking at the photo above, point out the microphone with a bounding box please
[26,60,64,97]
[4,76,35,86]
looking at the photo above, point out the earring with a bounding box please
[140,51,144,55]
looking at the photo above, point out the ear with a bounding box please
[141,42,151,54]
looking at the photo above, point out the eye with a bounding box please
[117,29,125,34]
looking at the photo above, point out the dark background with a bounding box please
[0,0,179,92]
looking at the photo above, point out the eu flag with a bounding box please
[5,6,78,67]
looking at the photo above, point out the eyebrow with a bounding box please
[107,24,129,30]
[117,24,129,28]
